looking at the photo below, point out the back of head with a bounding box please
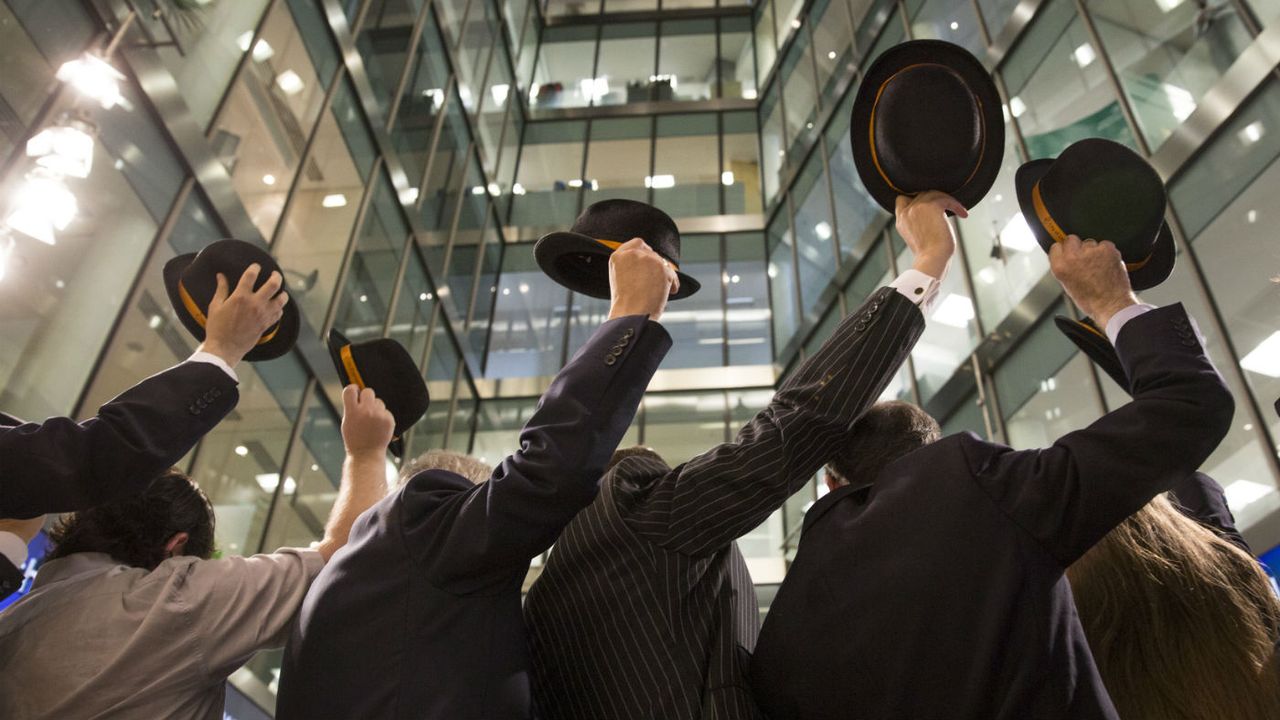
[1067,495,1280,720]
[48,469,216,570]
[400,450,491,485]
[826,401,941,486]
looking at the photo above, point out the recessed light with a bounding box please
[322,193,347,208]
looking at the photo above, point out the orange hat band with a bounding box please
[178,280,281,346]
[593,239,680,271]
[1030,181,1153,272]
[867,62,987,198]
[338,344,367,389]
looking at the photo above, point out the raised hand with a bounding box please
[198,263,290,367]
[1049,234,1138,330]
[607,238,679,322]
[340,385,395,459]
[895,191,966,279]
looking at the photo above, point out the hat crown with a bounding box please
[180,239,284,304]
[1038,139,1166,260]
[569,199,682,263]
[872,63,983,194]
[328,331,429,441]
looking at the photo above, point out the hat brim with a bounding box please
[1016,160,1175,292]
[850,40,1005,213]
[163,252,300,362]
[533,231,701,301]
[0,411,25,427]
[1054,315,1130,393]
[326,329,354,387]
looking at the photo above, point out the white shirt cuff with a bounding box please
[1104,303,1157,346]
[0,531,28,569]
[186,351,238,383]
[890,269,943,315]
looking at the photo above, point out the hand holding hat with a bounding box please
[341,385,395,459]
[198,263,291,369]
[1049,234,1138,332]
[607,238,679,322]
[327,330,430,458]
[895,191,966,279]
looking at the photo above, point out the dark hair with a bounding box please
[48,468,216,570]
[606,445,666,472]
[826,401,940,486]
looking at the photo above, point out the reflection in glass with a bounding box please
[723,111,763,214]
[584,117,652,205]
[898,235,980,403]
[654,113,720,217]
[530,26,598,109]
[391,11,450,188]
[996,314,1104,448]
[658,20,717,103]
[727,233,774,366]
[663,235,726,369]
[487,244,568,378]
[768,213,800,357]
[510,121,587,227]
[907,0,985,56]
[356,0,423,121]
[761,84,787,205]
[596,23,658,106]
[779,30,821,162]
[262,394,347,552]
[719,16,757,101]
[332,172,407,342]
[792,156,840,323]
[810,0,855,106]
[755,0,778,84]
[825,91,889,263]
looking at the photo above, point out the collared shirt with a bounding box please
[0,548,323,720]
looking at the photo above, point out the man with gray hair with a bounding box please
[275,238,677,720]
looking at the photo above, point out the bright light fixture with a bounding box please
[567,179,583,189]
[322,193,348,208]
[1162,83,1195,121]
[590,179,599,191]
[262,173,276,186]
[487,182,501,196]
[950,21,959,30]
[1241,331,1280,377]
[828,51,837,60]
[458,85,474,107]
[1153,0,1185,11]
[236,32,275,61]
[1073,43,1096,68]
[56,54,125,109]
[1239,121,1265,146]
[4,172,79,245]
[519,283,529,294]
[276,69,305,95]
[1009,96,1027,118]
[400,187,419,203]
[931,293,975,328]
[1224,479,1273,509]
[579,76,609,103]
[999,213,1038,252]
[255,473,298,495]
[148,314,163,329]
[644,174,676,189]
[721,171,735,186]
[359,294,368,303]
[234,445,249,457]
[27,120,96,178]
[0,238,13,283]
[512,183,526,196]
[472,185,488,195]
[423,88,444,108]
[814,222,832,240]
[977,266,998,284]
[419,292,429,301]
[490,83,510,107]
[742,88,758,100]
[502,287,510,296]
[1247,209,1257,223]
[791,18,801,29]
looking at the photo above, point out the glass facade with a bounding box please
[6,0,1280,713]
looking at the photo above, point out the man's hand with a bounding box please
[895,192,966,279]
[197,263,290,368]
[0,516,45,545]
[341,385,395,459]
[607,238,679,322]
[1050,235,1138,330]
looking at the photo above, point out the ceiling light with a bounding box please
[644,174,675,189]
[950,21,959,30]
[1247,209,1257,223]
[419,292,429,301]
[423,88,444,108]
[828,51,837,60]
[999,213,1038,252]
[4,171,78,245]
[234,445,249,457]
[56,54,125,109]
[255,473,297,495]
[1008,96,1027,118]
[276,69,305,95]
[814,221,832,240]
[590,179,599,191]
[458,85,474,107]
[400,187,419,203]
[359,294,368,302]
[742,88,758,100]
[721,171,735,186]
[472,185,488,195]
[236,32,275,61]
[1162,83,1195,121]
[519,283,530,293]
[1153,0,1185,11]
[1223,479,1273,509]
[512,183,526,196]
[490,83,510,106]
[262,174,276,185]
[1072,43,1096,68]
[931,293,975,328]
[579,76,609,103]
[502,287,510,295]
[148,314,163,329]
[1238,121,1265,146]
[321,193,347,208]
[731,274,740,283]
[791,18,801,29]
[487,182,501,196]
[567,179,583,188]
[1241,331,1280,377]
[26,118,96,178]
[977,266,998,284]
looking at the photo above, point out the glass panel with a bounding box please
[862,0,905,64]
[355,0,422,121]
[942,391,986,436]
[449,369,478,452]
[391,10,449,188]
[811,0,854,107]
[1002,0,1136,159]
[825,92,889,264]
[411,308,458,453]
[273,80,375,330]
[654,113,720,218]
[595,23,657,107]
[443,159,489,326]
[844,239,915,402]
[437,0,470,45]
[977,0,1021,36]
[515,9,540,96]
[468,224,503,360]
[487,243,568,378]
[658,20,717,103]
[503,0,532,55]
[418,91,471,263]
[761,82,787,204]
[722,111,763,215]
[907,0,985,56]
[606,0,659,11]
[643,392,727,466]
[662,0,715,8]
[779,30,821,162]
[754,0,778,83]
[728,389,784,561]
[1089,0,1252,151]
[530,25,598,109]
[663,235,726,369]
[566,292,612,359]
[478,39,514,175]
[774,0,805,47]
[332,172,407,341]
[388,253,438,368]
[493,103,523,219]
[545,0,603,16]
[792,155,840,322]
[802,305,842,358]
[210,0,334,241]
[455,0,496,115]
[472,399,540,466]
[584,117,652,205]
[720,16,757,101]
[261,394,348,553]
[898,233,980,403]
[767,212,801,357]
[510,120,587,227]
[726,233,773,365]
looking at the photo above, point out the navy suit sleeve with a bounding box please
[408,315,671,593]
[0,553,21,601]
[1170,472,1251,554]
[965,304,1235,566]
[0,361,239,518]
[620,287,925,556]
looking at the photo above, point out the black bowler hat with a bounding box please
[0,412,23,427]
[1015,138,1175,292]
[327,330,429,459]
[163,239,300,362]
[533,199,700,301]
[1053,315,1129,391]
[850,40,1004,213]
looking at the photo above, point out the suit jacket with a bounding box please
[1171,472,1249,553]
[525,287,926,720]
[0,361,238,519]
[274,315,671,720]
[750,303,1235,720]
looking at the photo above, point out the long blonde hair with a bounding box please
[1067,494,1280,720]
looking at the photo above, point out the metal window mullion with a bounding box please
[255,376,318,554]
[382,230,418,337]
[268,66,347,250]
[204,0,281,137]
[969,0,995,49]
[384,0,437,133]
[318,155,385,337]
[350,0,375,37]
[1071,0,1153,157]
[413,75,458,214]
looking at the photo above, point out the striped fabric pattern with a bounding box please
[525,287,925,720]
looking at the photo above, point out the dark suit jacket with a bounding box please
[0,361,238,519]
[749,304,1235,720]
[525,287,926,720]
[274,315,671,720]
[1171,472,1249,553]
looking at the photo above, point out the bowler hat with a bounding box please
[1015,138,1175,291]
[850,40,1004,212]
[533,199,700,300]
[1053,315,1129,392]
[0,412,23,428]
[327,330,429,459]
[163,239,300,361]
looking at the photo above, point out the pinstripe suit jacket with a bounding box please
[525,287,925,720]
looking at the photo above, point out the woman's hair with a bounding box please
[47,469,216,570]
[1067,494,1280,720]
[400,450,492,485]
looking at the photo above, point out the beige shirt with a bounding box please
[0,548,323,719]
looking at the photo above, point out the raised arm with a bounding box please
[1170,472,1250,554]
[315,385,395,561]
[410,239,675,590]
[619,192,966,556]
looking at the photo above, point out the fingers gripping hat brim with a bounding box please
[533,232,701,301]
